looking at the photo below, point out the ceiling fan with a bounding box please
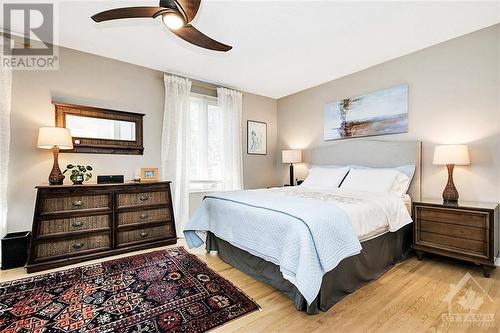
[91,0,232,52]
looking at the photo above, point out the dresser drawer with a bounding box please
[118,208,172,226]
[38,215,110,236]
[117,191,169,208]
[417,219,487,242]
[34,233,111,259]
[117,223,175,246]
[415,206,488,228]
[41,195,110,213]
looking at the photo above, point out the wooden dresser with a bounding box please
[27,181,176,273]
[413,199,499,277]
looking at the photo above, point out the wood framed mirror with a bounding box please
[54,102,144,155]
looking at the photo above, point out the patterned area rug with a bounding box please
[0,247,259,332]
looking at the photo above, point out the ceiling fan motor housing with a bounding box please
[160,0,186,21]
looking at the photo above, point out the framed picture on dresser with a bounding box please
[141,167,159,182]
[247,120,267,155]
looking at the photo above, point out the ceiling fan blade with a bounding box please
[174,0,201,23]
[91,7,166,22]
[171,25,232,52]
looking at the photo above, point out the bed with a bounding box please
[185,140,422,314]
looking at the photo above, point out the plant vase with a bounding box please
[72,174,84,185]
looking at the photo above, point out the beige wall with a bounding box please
[8,46,277,232]
[242,93,278,189]
[277,24,500,203]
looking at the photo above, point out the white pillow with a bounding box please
[340,168,401,194]
[389,171,411,197]
[301,166,350,190]
[347,165,414,197]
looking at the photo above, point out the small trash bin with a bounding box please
[1,232,30,270]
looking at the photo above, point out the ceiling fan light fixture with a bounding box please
[162,12,184,30]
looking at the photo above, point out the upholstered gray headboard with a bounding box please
[308,140,422,200]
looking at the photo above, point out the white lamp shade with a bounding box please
[282,150,302,164]
[432,145,470,166]
[37,127,74,150]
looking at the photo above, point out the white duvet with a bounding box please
[268,186,413,241]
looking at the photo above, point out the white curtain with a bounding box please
[161,74,192,234]
[217,87,243,191]
[0,68,12,251]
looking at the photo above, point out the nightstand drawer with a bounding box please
[417,231,487,255]
[415,206,488,228]
[417,219,487,242]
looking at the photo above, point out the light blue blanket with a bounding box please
[184,190,362,304]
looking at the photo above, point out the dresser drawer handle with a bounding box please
[139,195,150,202]
[139,231,149,238]
[72,200,84,207]
[71,220,84,228]
[72,242,84,250]
[139,213,149,220]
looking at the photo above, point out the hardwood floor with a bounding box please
[1,240,499,333]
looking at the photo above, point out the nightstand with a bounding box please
[413,199,499,277]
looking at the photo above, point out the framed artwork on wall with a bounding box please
[247,120,267,155]
[324,84,408,140]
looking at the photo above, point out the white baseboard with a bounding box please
[495,257,500,267]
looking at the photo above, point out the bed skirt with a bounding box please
[206,223,413,314]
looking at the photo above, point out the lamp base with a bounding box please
[48,147,65,185]
[442,164,459,204]
[289,164,294,186]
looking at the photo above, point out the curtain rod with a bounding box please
[161,72,240,94]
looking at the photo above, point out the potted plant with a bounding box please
[63,164,93,185]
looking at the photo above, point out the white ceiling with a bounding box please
[26,1,500,98]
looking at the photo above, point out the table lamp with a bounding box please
[282,150,302,186]
[37,127,74,185]
[432,144,470,204]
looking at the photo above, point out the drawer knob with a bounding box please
[139,213,149,220]
[139,231,149,238]
[71,220,84,228]
[72,200,84,207]
[72,242,84,250]
[139,195,150,202]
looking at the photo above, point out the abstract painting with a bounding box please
[324,84,408,140]
[247,120,267,155]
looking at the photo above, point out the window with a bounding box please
[189,94,223,192]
